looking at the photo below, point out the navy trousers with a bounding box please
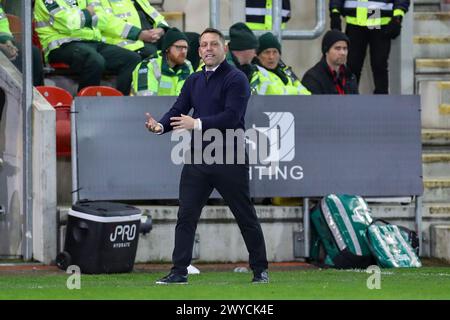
[171,163,268,275]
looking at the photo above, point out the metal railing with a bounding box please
[209,0,326,41]
[210,0,326,257]
[22,0,33,261]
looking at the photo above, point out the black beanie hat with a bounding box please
[161,27,189,52]
[228,22,258,51]
[257,32,281,55]
[321,30,350,55]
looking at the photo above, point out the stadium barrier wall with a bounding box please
[0,53,57,264]
[72,95,423,201]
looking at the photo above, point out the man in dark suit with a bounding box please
[145,28,269,284]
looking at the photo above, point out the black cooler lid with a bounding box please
[72,201,141,217]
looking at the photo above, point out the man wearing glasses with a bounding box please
[131,27,193,96]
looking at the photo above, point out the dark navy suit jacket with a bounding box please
[159,59,251,133]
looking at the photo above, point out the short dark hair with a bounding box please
[200,28,226,44]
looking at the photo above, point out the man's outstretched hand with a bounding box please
[145,113,162,133]
[170,114,196,130]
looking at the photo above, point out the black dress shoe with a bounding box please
[155,273,188,285]
[252,270,269,283]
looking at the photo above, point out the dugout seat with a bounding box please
[77,86,123,97]
[6,14,21,39]
[36,86,73,157]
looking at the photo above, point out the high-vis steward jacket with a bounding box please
[224,51,307,95]
[224,52,271,95]
[252,65,310,95]
[96,0,168,52]
[245,0,291,31]
[330,0,410,27]
[34,0,103,61]
[131,51,193,96]
[0,4,13,44]
[257,62,311,95]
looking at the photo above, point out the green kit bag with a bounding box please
[366,220,421,268]
[310,194,375,269]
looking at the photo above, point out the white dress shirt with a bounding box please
[156,64,220,134]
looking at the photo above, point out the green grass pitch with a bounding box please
[1,267,450,300]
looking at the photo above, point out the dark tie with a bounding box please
[205,70,214,80]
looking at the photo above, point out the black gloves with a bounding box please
[330,11,342,31]
[384,16,402,39]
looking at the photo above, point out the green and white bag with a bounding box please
[310,194,375,269]
[366,220,421,268]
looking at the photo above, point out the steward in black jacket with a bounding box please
[328,0,410,94]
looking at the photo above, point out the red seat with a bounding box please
[32,20,42,51]
[49,62,71,70]
[77,86,124,97]
[36,86,73,106]
[7,14,21,39]
[54,107,71,157]
[36,86,73,157]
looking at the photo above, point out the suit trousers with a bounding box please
[171,163,268,275]
[345,24,392,94]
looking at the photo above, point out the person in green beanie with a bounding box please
[131,27,193,96]
[256,32,310,95]
[225,22,276,95]
[226,22,259,80]
[255,32,310,206]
